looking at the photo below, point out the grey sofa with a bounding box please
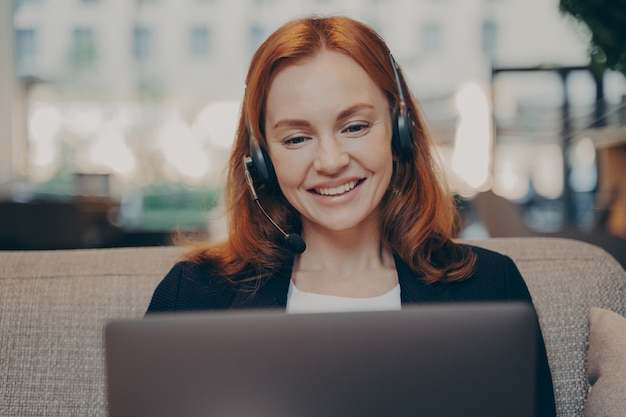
[1,237,625,417]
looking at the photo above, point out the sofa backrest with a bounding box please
[0,246,185,416]
[1,237,625,417]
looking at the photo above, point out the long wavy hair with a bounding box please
[186,15,476,284]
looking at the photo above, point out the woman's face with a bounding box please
[264,50,394,236]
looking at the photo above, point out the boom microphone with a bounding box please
[243,157,306,254]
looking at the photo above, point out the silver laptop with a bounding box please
[105,302,537,417]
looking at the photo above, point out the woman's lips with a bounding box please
[310,179,364,196]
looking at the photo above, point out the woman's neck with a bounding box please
[291,225,398,297]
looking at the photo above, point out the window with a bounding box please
[71,27,97,68]
[423,22,441,55]
[15,28,37,75]
[190,26,210,57]
[482,21,498,59]
[133,26,152,61]
[13,0,41,9]
[249,24,265,54]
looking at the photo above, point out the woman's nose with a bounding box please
[313,135,350,174]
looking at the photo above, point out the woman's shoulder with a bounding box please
[167,259,224,283]
[145,259,237,314]
[448,243,530,301]
[459,243,516,268]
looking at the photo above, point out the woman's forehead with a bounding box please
[265,51,385,119]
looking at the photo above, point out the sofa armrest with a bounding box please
[464,237,626,417]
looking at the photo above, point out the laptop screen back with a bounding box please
[105,302,537,417]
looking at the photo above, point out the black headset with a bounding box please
[389,52,415,157]
[248,52,414,186]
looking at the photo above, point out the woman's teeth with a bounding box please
[315,180,358,196]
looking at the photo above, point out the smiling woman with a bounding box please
[204,16,474,287]
[146,16,556,416]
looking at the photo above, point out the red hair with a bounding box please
[186,16,475,284]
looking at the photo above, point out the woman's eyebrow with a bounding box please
[337,103,375,121]
[271,119,311,130]
[271,103,375,130]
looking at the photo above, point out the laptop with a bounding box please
[104,302,537,417]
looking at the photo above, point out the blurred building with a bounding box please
[11,0,592,99]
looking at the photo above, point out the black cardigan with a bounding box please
[146,244,556,416]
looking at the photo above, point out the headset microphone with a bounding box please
[243,156,306,254]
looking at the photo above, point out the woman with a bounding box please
[146,15,555,415]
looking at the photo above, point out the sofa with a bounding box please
[1,237,625,417]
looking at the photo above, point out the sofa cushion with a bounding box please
[583,307,626,417]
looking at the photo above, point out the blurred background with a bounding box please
[1,0,624,267]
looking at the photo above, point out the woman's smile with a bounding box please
[310,179,363,196]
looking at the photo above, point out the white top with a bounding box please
[286,280,401,314]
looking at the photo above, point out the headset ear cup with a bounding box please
[393,106,414,157]
[249,135,277,185]
[389,53,416,159]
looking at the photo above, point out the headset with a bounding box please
[247,52,415,186]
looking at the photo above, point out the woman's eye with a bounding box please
[344,123,370,134]
[284,136,308,146]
